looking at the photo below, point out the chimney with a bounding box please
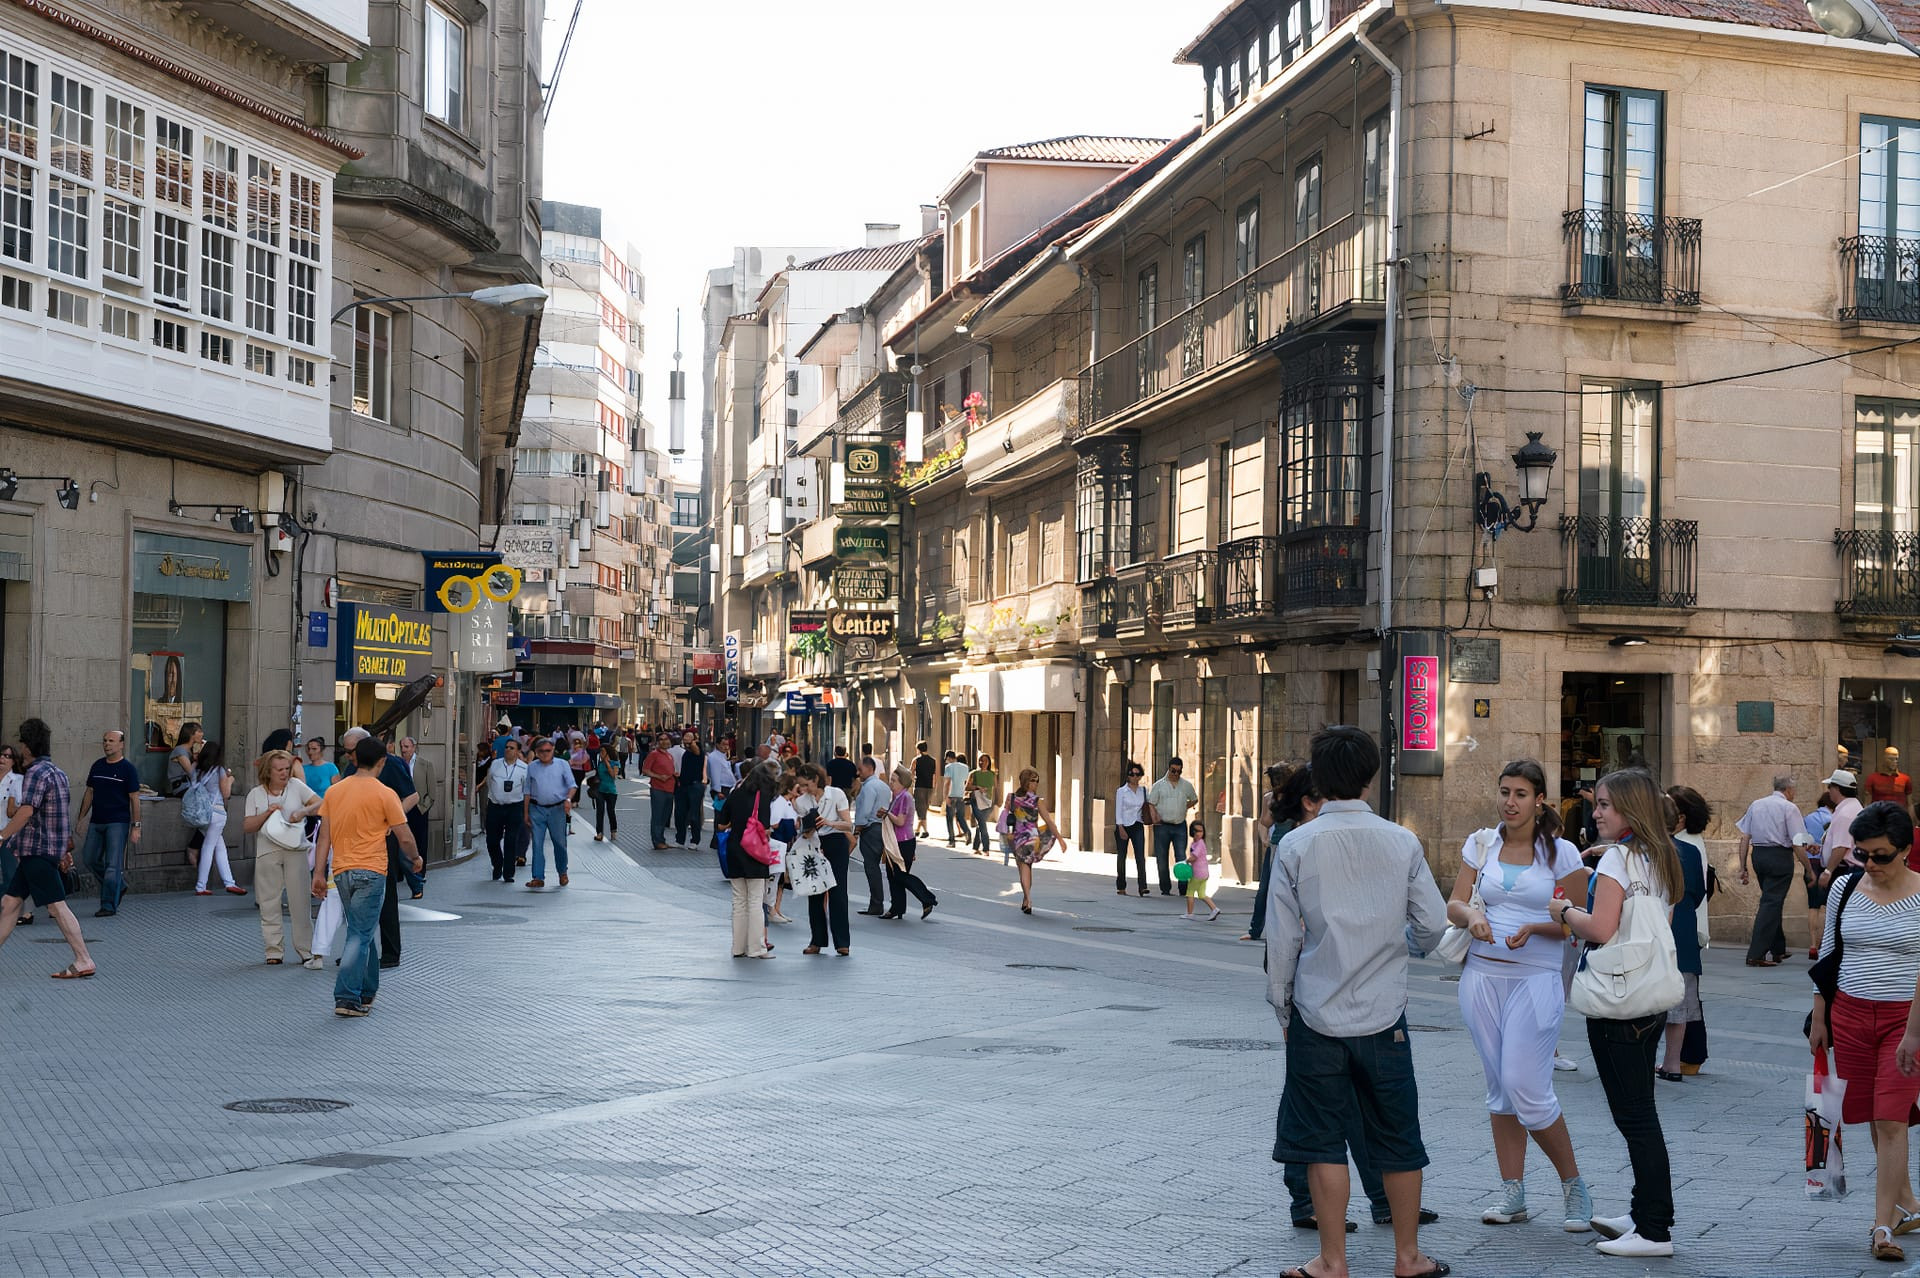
[920,204,941,236]
[864,222,901,248]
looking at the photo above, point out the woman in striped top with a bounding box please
[1809,801,1920,1262]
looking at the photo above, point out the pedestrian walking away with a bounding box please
[718,761,778,958]
[312,734,419,1016]
[1444,758,1592,1233]
[590,739,620,840]
[797,763,853,956]
[394,737,432,898]
[912,742,935,839]
[1659,786,1712,1082]
[1267,725,1449,1278]
[341,729,417,965]
[75,729,141,917]
[1818,770,1866,957]
[1549,768,1684,1259]
[967,752,996,855]
[1147,758,1198,895]
[674,731,706,846]
[1006,767,1064,915]
[484,739,527,883]
[0,719,94,978]
[1810,802,1920,1262]
[1247,764,1312,943]
[0,746,31,928]
[187,741,240,896]
[852,756,888,916]
[1181,820,1220,921]
[1737,774,1803,966]
[524,737,575,888]
[884,762,937,920]
[1113,763,1149,896]
[242,749,323,967]
[941,750,971,846]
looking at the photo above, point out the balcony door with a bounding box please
[1361,113,1389,302]
[1294,155,1322,318]
[1580,86,1663,300]
[1576,381,1658,598]
[1234,198,1260,351]
[1858,118,1920,319]
[1136,265,1158,401]
[1852,399,1920,609]
[1181,235,1206,376]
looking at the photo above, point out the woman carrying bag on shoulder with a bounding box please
[1547,768,1684,1260]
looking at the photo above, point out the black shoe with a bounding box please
[883,912,904,920]
[94,908,116,917]
[857,909,885,916]
[1372,1208,1440,1226]
[922,901,936,919]
[378,958,400,969]
[1293,1216,1359,1235]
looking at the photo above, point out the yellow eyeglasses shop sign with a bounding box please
[421,551,522,613]
[336,604,435,683]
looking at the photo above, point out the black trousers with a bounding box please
[593,790,618,836]
[1588,1013,1673,1242]
[379,837,404,963]
[858,823,886,913]
[1114,822,1146,890]
[808,834,852,949]
[1747,845,1793,962]
[484,800,524,879]
[886,839,936,915]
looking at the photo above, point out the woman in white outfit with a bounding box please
[191,740,241,895]
[242,749,323,967]
[1446,758,1593,1231]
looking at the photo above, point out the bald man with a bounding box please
[76,729,143,916]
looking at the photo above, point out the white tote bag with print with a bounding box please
[1568,848,1684,1021]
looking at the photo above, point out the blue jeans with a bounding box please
[81,821,131,912]
[1152,822,1188,894]
[650,789,674,846]
[530,803,569,880]
[333,868,386,1008]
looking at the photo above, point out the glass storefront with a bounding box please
[130,532,250,792]
[1839,679,1920,771]
[1559,671,1661,804]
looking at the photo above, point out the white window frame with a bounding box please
[425,4,467,131]
[353,304,393,421]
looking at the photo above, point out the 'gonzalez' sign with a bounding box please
[336,604,435,684]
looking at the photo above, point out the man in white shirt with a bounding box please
[1113,762,1149,896]
[1735,774,1802,966]
[704,742,738,850]
[483,739,528,884]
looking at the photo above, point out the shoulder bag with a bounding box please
[1568,846,1685,1021]
[1436,829,1497,964]
[740,793,781,867]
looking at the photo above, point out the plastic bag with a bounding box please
[312,878,344,958]
[1806,1051,1848,1200]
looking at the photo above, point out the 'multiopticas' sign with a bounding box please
[336,604,435,683]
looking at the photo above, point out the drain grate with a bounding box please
[1172,1038,1283,1052]
[971,1044,1065,1056]
[225,1098,351,1114]
[1006,963,1079,971]
[1073,925,1134,933]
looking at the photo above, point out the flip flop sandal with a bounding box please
[1894,1207,1920,1236]
[1397,1264,1452,1278]
[50,964,95,979]
[1875,1226,1905,1262]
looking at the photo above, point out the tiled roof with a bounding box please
[977,135,1171,165]
[794,236,930,273]
[1551,0,1920,40]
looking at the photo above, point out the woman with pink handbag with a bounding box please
[717,761,780,959]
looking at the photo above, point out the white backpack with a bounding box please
[1568,846,1684,1021]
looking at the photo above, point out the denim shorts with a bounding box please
[1274,1010,1429,1174]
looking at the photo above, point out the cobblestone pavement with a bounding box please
[0,783,1883,1276]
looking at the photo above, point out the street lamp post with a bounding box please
[1807,0,1920,56]
[329,282,550,324]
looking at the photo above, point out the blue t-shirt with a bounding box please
[492,733,515,759]
[85,757,143,824]
[304,760,339,797]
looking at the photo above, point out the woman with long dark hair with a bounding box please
[590,739,620,841]
[1658,786,1712,1082]
[190,740,241,896]
[1548,768,1685,1258]
[797,763,853,956]
[1447,758,1592,1231]
[718,760,777,959]
[1243,762,1297,942]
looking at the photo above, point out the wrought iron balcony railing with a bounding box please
[1282,527,1368,611]
[1085,562,1155,640]
[1559,514,1698,608]
[1562,209,1702,307]
[1835,527,1920,617]
[1159,550,1216,628]
[1217,535,1281,621]
[1841,235,1920,325]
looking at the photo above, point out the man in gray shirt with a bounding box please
[1267,725,1449,1278]
[852,756,888,917]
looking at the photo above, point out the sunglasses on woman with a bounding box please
[1864,850,1905,865]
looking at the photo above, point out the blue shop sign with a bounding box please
[306,611,329,648]
[785,692,816,715]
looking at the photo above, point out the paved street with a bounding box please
[0,780,1877,1277]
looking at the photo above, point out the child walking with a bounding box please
[1183,819,1220,920]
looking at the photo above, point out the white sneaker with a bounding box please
[1596,1231,1672,1258]
[301,956,324,970]
[1206,907,1221,921]
[1553,1053,1579,1072]
[1589,1213,1633,1241]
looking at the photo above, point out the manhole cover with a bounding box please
[1405,1024,1456,1033]
[1073,926,1134,933]
[1005,963,1079,971]
[971,1044,1065,1056]
[224,1098,351,1114]
[1172,1038,1282,1052]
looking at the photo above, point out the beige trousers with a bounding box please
[730,877,766,956]
[255,843,315,961]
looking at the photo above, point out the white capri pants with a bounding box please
[1459,958,1566,1130]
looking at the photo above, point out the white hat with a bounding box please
[496,715,512,729]
[1824,769,1857,788]
[1792,832,1815,846]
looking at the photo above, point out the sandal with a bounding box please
[1875,1225,1905,1262]
[1895,1206,1920,1236]
[1656,1069,1684,1083]
[50,964,95,979]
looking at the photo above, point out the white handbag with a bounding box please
[1568,847,1684,1021]
[1436,830,1497,963]
[261,808,307,852]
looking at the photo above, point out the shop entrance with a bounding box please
[1560,672,1662,800]
[1839,679,1920,773]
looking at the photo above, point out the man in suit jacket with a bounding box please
[397,737,434,899]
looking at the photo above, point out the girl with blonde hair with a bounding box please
[1007,765,1064,915]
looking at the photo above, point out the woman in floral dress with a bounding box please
[1008,766,1065,916]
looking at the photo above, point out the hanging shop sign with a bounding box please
[827,611,896,645]
[422,551,521,613]
[832,566,892,602]
[1398,630,1445,777]
[456,598,513,673]
[844,444,887,482]
[785,692,817,715]
[834,527,891,561]
[723,631,741,701]
[496,527,561,570]
[736,692,772,709]
[336,603,436,684]
[132,532,253,601]
[789,610,830,635]
[837,484,895,518]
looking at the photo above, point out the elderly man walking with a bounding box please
[1736,774,1803,967]
[0,718,95,979]
[852,756,888,917]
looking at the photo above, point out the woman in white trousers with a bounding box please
[242,749,323,966]
[190,741,240,895]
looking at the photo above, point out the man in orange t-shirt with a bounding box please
[311,735,418,1017]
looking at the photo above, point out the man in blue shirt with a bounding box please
[524,736,576,889]
[852,756,888,917]
[491,716,516,759]
[76,729,142,917]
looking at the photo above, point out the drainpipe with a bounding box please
[1353,24,1400,640]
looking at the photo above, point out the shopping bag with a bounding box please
[1806,1050,1848,1200]
[714,830,729,876]
[787,840,836,897]
[311,878,344,959]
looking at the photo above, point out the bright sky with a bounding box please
[541,0,1204,479]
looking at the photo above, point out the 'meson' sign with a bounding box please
[336,604,435,683]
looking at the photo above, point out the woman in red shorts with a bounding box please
[1811,800,1920,1262]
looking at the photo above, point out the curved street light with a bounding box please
[1807,0,1920,56]
[330,282,549,324]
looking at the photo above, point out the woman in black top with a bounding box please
[719,761,778,958]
